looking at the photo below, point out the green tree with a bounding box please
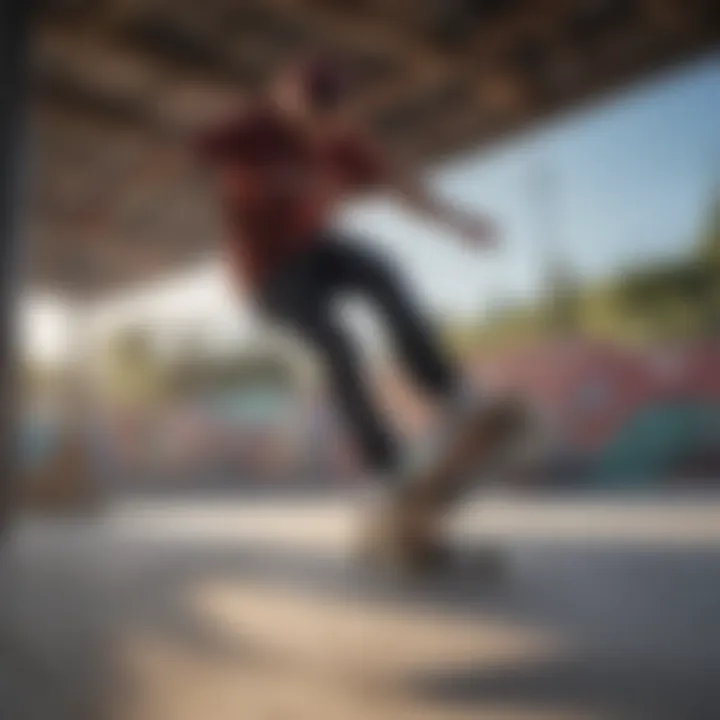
[618,192,720,340]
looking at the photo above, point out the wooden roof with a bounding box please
[29,0,720,297]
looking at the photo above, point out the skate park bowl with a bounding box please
[3,1,720,718]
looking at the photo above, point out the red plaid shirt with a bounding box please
[198,106,387,288]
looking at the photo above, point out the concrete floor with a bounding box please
[2,493,720,720]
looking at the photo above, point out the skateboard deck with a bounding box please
[358,396,535,572]
[403,395,533,510]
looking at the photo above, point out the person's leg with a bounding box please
[303,313,400,474]
[325,240,462,402]
[260,247,401,477]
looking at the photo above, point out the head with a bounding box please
[271,56,349,121]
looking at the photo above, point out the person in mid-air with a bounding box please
[195,57,528,555]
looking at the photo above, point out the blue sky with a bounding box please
[343,52,720,319]
[25,53,720,360]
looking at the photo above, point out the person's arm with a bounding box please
[340,124,498,248]
[385,161,499,249]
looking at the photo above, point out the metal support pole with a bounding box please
[0,0,31,539]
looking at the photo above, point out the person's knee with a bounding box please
[368,258,402,300]
[346,243,396,290]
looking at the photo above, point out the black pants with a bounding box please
[259,236,459,474]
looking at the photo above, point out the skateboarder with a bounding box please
[196,57,526,557]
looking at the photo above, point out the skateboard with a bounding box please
[357,395,538,572]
